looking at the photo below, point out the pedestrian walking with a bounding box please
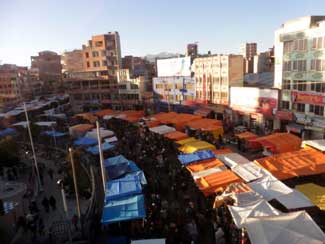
[49,195,56,211]
[41,197,50,213]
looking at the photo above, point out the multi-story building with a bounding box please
[61,49,84,76]
[0,64,23,110]
[31,51,62,86]
[82,32,121,78]
[253,47,274,74]
[64,77,118,112]
[192,54,244,106]
[241,43,257,74]
[186,43,198,58]
[274,16,325,139]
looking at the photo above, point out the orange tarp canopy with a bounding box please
[185,118,223,130]
[151,112,201,131]
[249,133,301,154]
[94,109,115,117]
[70,124,94,132]
[75,113,97,123]
[118,110,144,122]
[235,131,258,140]
[255,147,325,180]
[186,158,225,173]
[164,131,189,141]
[195,170,243,196]
[212,148,233,155]
[146,120,161,128]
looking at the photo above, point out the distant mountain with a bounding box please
[144,52,182,62]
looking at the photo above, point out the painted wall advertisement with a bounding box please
[230,87,279,116]
[157,57,191,77]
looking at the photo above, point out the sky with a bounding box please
[1,0,325,66]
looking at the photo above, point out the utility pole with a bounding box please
[68,148,81,218]
[96,121,107,193]
[24,102,42,192]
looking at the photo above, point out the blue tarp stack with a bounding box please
[0,128,17,137]
[43,130,66,137]
[177,150,215,165]
[101,155,146,224]
[86,142,115,155]
[73,137,97,146]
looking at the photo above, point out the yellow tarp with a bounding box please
[176,137,198,145]
[296,183,325,210]
[179,140,216,153]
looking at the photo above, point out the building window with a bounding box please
[293,39,307,51]
[92,51,99,57]
[296,103,305,112]
[282,80,291,90]
[292,60,306,71]
[283,41,293,53]
[282,101,290,110]
[310,59,325,71]
[310,104,324,116]
[95,41,103,47]
[85,52,89,58]
[297,80,307,91]
[102,60,107,66]
[93,61,100,67]
[101,50,106,56]
[86,61,90,68]
[283,61,292,71]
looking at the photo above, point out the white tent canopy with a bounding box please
[244,211,325,244]
[248,175,293,201]
[232,191,264,207]
[302,139,325,152]
[232,162,268,182]
[12,121,56,128]
[191,166,227,180]
[149,125,176,135]
[228,200,280,228]
[276,189,314,210]
[217,153,251,169]
[86,128,114,139]
[105,136,118,143]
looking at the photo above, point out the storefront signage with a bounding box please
[275,111,293,121]
[291,91,325,105]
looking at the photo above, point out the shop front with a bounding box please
[275,110,294,132]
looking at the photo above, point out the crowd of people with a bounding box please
[102,118,243,244]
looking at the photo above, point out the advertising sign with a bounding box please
[157,57,191,77]
[275,111,293,121]
[291,91,325,105]
[153,76,196,104]
[230,87,279,116]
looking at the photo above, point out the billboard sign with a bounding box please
[157,57,191,77]
[230,87,279,116]
[153,76,196,104]
[291,91,325,105]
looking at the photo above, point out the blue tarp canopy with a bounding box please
[123,170,147,185]
[104,155,129,167]
[105,161,140,180]
[101,194,146,224]
[86,142,115,155]
[105,175,142,201]
[178,150,215,165]
[73,137,97,146]
[0,128,16,137]
[43,130,66,137]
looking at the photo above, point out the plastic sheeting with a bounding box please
[244,211,325,244]
[149,125,176,135]
[73,137,97,146]
[217,153,251,169]
[105,175,142,201]
[101,194,146,224]
[232,162,267,182]
[86,128,114,139]
[248,175,293,201]
[228,200,280,228]
[276,189,314,210]
[178,150,215,165]
[302,139,325,152]
[191,166,227,180]
[105,136,118,143]
[86,142,115,155]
